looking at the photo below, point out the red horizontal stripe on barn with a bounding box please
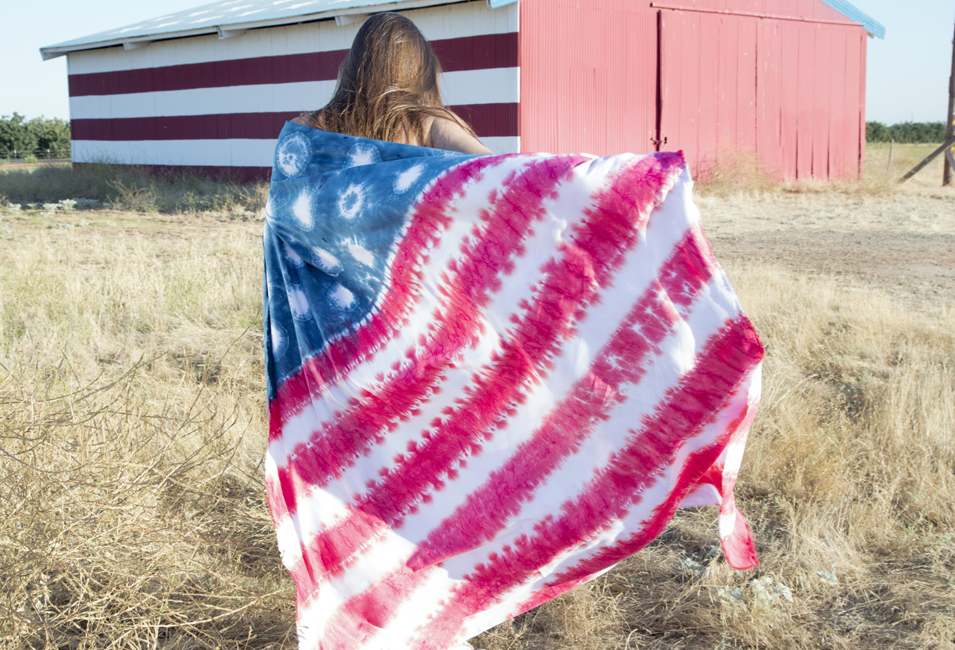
[67,32,518,97]
[69,104,518,141]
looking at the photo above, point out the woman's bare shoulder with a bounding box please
[428,113,492,155]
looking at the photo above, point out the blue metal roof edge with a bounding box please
[487,0,519,7]
[819,0,885,39]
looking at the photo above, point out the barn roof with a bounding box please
[40,0,518,60]
[40,0,882,61]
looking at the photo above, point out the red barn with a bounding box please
[42,0,883,182]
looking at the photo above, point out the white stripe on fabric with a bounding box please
[67,2,519,75]
[68,68,519,120]
[71,138,277,166]
[358,570,461,650]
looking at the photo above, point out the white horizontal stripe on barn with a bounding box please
[72,137,521,166]
[66,2,519,75]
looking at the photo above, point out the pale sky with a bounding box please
[2,0,953,126]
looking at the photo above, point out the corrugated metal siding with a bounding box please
[520,0,867,180]
[652,0,866,180]
[518,0,657,157]
[856,26,866,179]
[755,18,782,176]
[659,10,758,178]
[828,26,848,179]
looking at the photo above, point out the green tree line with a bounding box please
[0,113,71,159]
[866,121,948,144]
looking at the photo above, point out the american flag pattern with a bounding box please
[263,121,764,650]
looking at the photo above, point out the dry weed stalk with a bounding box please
[0,356,295,648]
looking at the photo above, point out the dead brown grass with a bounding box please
[693,142,949,199]
[0,163,268,214]
[1,199,954,648]
[693,149,782,197]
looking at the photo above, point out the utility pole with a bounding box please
[908,15,955,185]
[945,15,955,185]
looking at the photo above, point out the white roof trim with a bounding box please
[40,0,475,60]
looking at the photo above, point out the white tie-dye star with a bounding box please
[312,247,342,275]
[283,242,304,267]
[270,321,287,355]
[287,287,312,320]
[331,284,355,309]
[344,143,380,168]
[292,191,313,229]
[338,185,364,220]
[276,133,310,177]
[394,164,424,193]
[346,241,375,266]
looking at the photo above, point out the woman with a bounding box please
[294,12,492,155]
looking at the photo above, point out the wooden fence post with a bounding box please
[945,16,955,185]
[900,136,955,183]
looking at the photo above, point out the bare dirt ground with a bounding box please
[697,186,955,310]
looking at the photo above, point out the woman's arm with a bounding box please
[429,114,493,155]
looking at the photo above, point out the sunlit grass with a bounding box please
[1,190,954,648]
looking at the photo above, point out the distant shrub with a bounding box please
[24,154,37,164]
[866,121,947,144]
[0,113,71,159]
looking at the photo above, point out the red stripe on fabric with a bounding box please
[721,510,758,569]
[69,104,517,141]
[71,161,271,183]
[417,315,763,649]
[293,155,690,644]
[407,226,714,571]
[68,33,519,97]
[270,157,583,554]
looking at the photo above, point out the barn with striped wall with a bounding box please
[42,0,883,182]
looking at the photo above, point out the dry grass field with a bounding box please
[1,149,954,649]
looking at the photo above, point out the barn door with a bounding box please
[656,8,757,176]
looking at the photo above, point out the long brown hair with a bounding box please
[302,12,476,146]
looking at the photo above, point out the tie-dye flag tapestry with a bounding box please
[263,122,764,650]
